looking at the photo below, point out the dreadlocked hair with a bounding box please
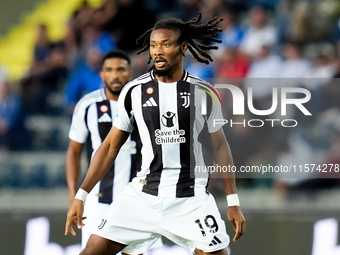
[136,11,223,65]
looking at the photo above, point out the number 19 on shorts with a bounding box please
[195,215,219,237]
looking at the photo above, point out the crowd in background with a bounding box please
[1,0,340,197]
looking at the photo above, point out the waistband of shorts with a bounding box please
[130,177,207,198]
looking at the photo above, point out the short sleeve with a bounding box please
[113,85,134,133]
[68,100,89,143]
[206,88,224,133]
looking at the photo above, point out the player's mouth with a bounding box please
[110,80,122,87]
[155,58,167,68]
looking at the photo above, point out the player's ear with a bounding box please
[100,71,104,80]
[181,41,188,54]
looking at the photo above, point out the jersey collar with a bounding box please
[100,87,108,100]
[151,69,188,82]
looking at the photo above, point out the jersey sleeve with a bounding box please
[68,100,89,143]
[113,85,134,133]
[206,87,224,133]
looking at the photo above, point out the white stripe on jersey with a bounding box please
[86,102,102,151]
[158,81,181,169]
[187,75,219,193]
[69,89,107,144]
[192,87,209,195]
[158,81,181,197]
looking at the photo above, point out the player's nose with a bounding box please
[154,46,164,56]
[110,70,118,79]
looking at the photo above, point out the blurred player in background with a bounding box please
[66,12,245,255]
[66,49,164,253]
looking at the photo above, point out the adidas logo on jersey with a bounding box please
[209,236,222,246]
[143,97,158,107]
[98,113,112,123]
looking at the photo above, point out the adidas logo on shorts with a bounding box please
[209,236,222,246]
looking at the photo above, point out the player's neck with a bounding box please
[105,88,119,101]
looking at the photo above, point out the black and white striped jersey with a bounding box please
[69,88,138,204]
[113,71,224,198]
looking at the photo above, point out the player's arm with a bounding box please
[66,140,84,207]
[65,126,129,236]
[210,128,246,242]
[80,126,129,191]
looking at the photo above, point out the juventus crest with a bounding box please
[180,92,190,108]
[98,219,107,230]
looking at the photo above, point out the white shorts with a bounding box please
[93,180,230,254]
[83,190,163,254]
[82,194,110,249]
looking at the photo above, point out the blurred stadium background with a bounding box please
[1,0,340,254]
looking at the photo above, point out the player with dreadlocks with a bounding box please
[136,11,222,66]
[66,12,246,255]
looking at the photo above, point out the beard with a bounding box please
[154,67,171,77]
[105,82,122,96]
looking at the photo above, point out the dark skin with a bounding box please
[150,28,186,82]
[66,57,133,255]
[100,58,132,100]
[65,28,245,255]
[67,57,132,206]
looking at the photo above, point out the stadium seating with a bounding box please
[0,0,101,81]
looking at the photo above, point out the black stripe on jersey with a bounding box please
[84,105,90,130]
[176,81,195,197]
[96,100,114,204]
[124,85,139,119]
[141,80,163,196]
[85,134,93,167]
[206,91,213,120]
[84,105,92,165]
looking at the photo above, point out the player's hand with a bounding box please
[65,199,86,236]
[227,206,246,242]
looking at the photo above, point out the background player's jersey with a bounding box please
[113,71,224,198]
[69,88,137,203]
